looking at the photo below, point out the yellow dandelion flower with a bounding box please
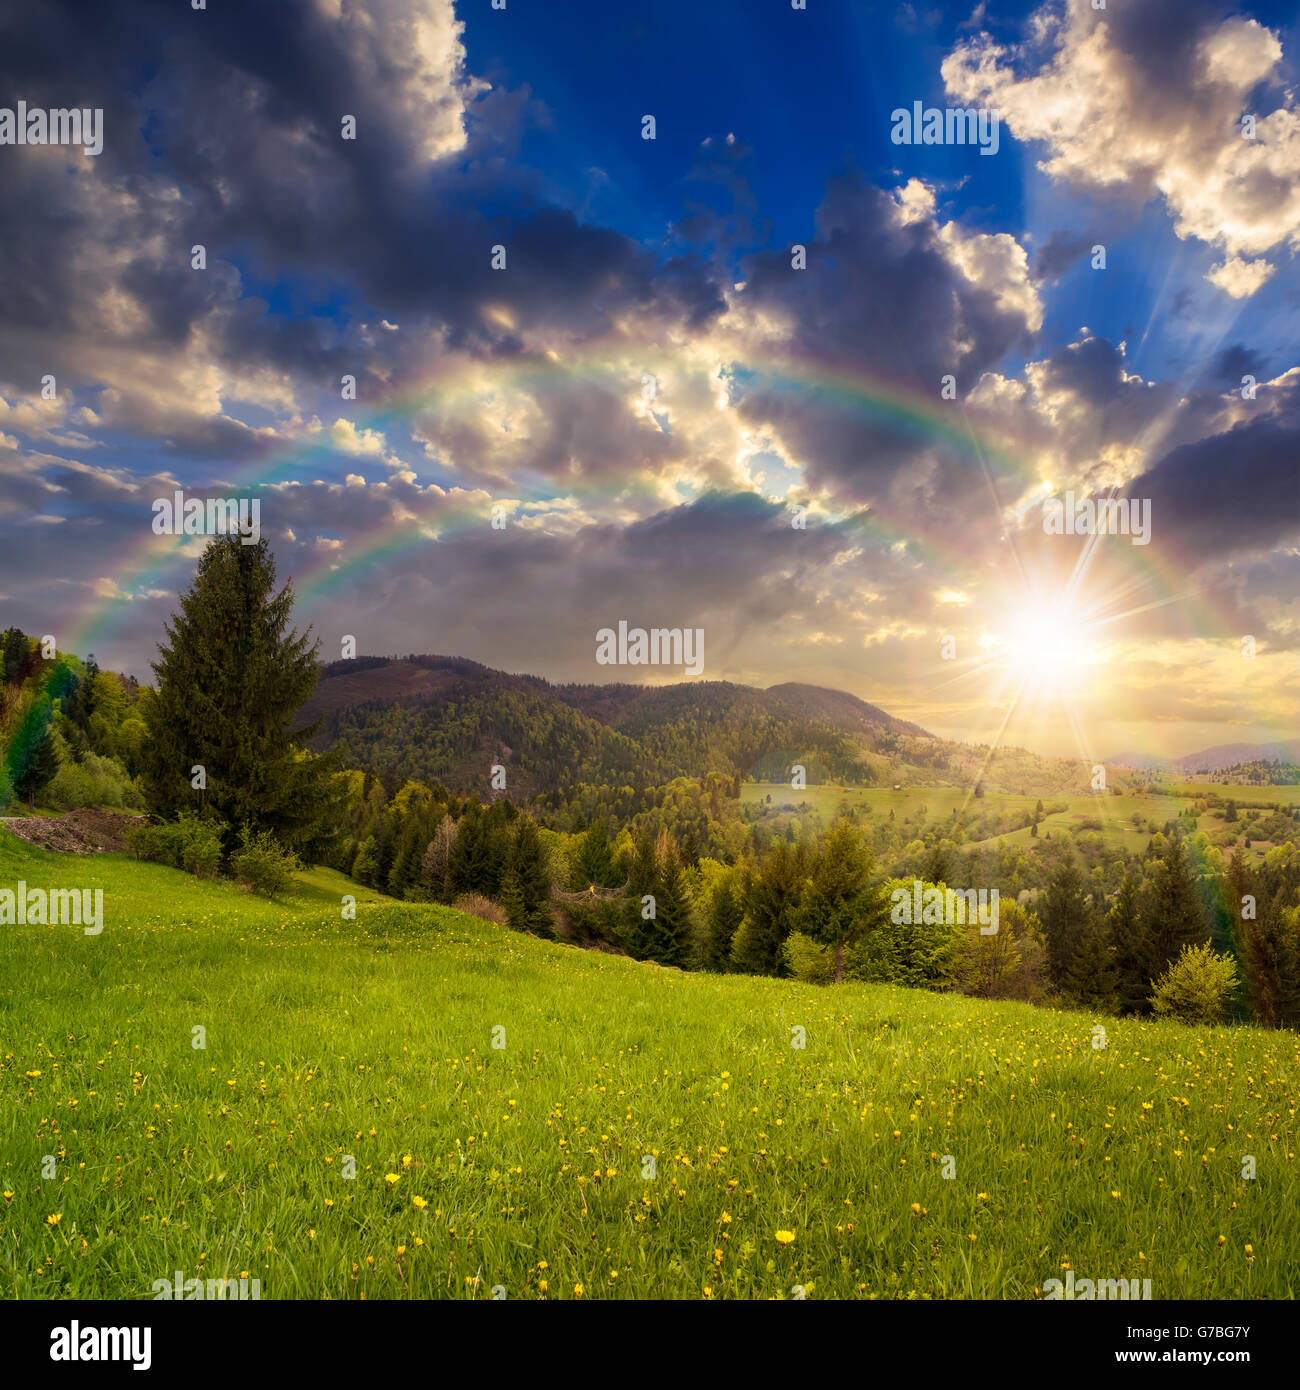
[412,1195,428,1209]
[775,1229,796,1245]
[46,1213,62,1227]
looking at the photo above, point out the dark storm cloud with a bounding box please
[0,0,725,414]
[730,171,1040,507]
[1131,387,1300,562]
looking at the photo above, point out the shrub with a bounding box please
[451,893,508,926]
[781,931,836,984]
[1150,942,1240,1025]
[127,811,224,877]
[177,815,223,879]
[126,821,170,863]
[230,824,300,898]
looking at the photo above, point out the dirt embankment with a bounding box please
[0,809,147,853]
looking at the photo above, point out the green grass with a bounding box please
[742,781,1297,858]
[1,828,1296,1300]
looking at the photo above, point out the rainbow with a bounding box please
[54,342,1231,680]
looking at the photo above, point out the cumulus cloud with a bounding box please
[942,0,1300,293]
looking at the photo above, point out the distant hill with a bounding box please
[1109,740,1300,775]
[298,654,933,796]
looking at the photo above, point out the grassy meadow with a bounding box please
[1,826,1296,1300]
[743,780,1300,859]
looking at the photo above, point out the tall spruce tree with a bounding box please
[13,719,59,809]
[1039,853,1091,991]
[731,843,803,976]
[1142,835,1209,975]
[699,872,743,972]
[501,814,553,936]
[1109,872,1153,1014]
[1065,910,1116,1008]
[796,819,887,982]
[142,534,340,857]
[643,841,692,966]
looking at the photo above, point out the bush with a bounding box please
[230,824,300,898]
[127,811,224,877]
[1150,943,1240,1025]
[781,931,836,984]
[451,893,508,926]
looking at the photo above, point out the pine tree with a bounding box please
[1237,891,1300,1028]
[1066,910,1116,1008]
[1142,835,1209,976]
[619,831,661,956]
[1109,872,1153,1014]
[642,842,692,966]
[1039,853,1090,991]
[2,627,29,684]
[142,535,341,858]
[699,873,743,971]
[796,820,887,982]
[731,844,803,976]
[577,817,615,889]
[501,814,553,936]
[14,719,60,809]
[351,835,378,886]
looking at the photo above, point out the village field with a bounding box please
[742,781,1300,860]
[0,826,1296,1301]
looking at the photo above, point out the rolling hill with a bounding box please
[298,655,1131,801]
[298,655,936,796]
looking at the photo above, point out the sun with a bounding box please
[995,596,1100,696]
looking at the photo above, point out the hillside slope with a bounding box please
[2,828,1294,1300]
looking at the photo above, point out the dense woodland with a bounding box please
[3,535,1299,1031]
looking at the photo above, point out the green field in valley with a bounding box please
[742,782,1300,861]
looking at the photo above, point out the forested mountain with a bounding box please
[302,655,934,796]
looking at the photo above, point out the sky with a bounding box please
[0,0,1297,762]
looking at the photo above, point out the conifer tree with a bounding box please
[142,535,340,858]
[643,841,692,966]
[1039,852,1090,990]
[351,834,378,886]
[1109,872,1153,1014]
[577,817,615,889]
[13,719,59,809]
[731,843,803,976]
[699,872,743,971]
[1065,910,1116,1008]
[501,813,553,936]
[1142,835,1209,975]
[797,819,888,982]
